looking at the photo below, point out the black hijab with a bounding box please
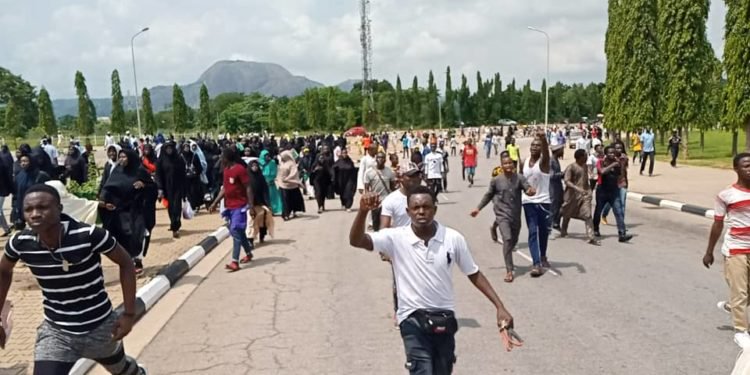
[248,159,270,207]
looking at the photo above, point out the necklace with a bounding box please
[39,225,69,272]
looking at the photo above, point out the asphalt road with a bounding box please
[135,148,738,375]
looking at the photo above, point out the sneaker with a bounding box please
[718,301,731,314]
[601,217,609,225]
[138,365,148,375]
[735,332,750,349]
[172,230,180,239]
[618,234,633,243]
[588,239,601,246]
[225,261,240,272]
[594,231,601,238]
[530,266,544,278]
[490,226,498,242]
[240,255,253,264]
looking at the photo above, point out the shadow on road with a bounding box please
[247,256,290,269]
[457,318,481,328]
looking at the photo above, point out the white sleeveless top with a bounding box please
[521,157,551,204]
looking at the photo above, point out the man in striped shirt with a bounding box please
[704,153,750,349]
[0,184,146,374]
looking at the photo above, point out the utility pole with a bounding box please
[131,27,150,136]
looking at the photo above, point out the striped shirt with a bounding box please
[715,185,750,256]
[4,214,116,334]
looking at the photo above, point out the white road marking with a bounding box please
[440,193,450,202]
[516,250,560,276]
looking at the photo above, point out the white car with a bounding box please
[568,129,583,149]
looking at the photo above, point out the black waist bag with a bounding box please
[413,309,458,335]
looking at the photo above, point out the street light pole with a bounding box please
[528,26,550,129]
[131,27,149,136]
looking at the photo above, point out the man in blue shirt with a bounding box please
[640,128,656,176]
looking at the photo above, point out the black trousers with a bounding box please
[371,207,382,232]
[399,314,456,375]
[428,178,442,201]
[640,151,655,175]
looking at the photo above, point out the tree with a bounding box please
[74,71,95,136]
[346,107,357,127]
[325,87,338,130]
[659,0,714,157]
[426,70,439,126]
[37,88,57,136]
[4,97,24,138]
[605,0,661,133]
[491,73,503,123]
[198,83,212,131]
[444,67,456,127]
[142,88,157,135]
[269,100,280,132]
[110,70,126,134]
[172,84,189,131]
[0,67,37,133]
[286,99,306,131]
[304,89,323,130]
[410,76,421,126]
[723,0,750,150]
[395,76,404,127]
[458,75,471,124]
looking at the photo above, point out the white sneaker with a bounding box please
[718,301,731,314]
[734,332,750,349]
[138,365,148,375]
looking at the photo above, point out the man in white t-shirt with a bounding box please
[575,134,590,154]
[380,163,422,229]
[350,187,515,374]
[424,141,445,203]
[104,132,115,147]
[587,144,604,191]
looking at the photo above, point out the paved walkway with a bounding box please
[0,208,225,375]
[127,152,737,374]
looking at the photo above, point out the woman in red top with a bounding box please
[463,138,478,187]
[141,144,157,174]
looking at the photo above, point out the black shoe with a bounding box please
[134,259,144,275]
[594,231,601,238]
[619,234,633,243]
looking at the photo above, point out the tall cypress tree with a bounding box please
[325,87,337,130]
[172,84,188,131]
[110,70,126,134]
[724,0,750,149]
[74,71,95,136]
[491,73,502,123]
[37,88,57,136]
[444,67,455,127]
[604,0,625,130]
[411,76,420,126]
[658,0,714,156]
[142,88,156,135]
[394,76,403,127]
[198,84,211,131]
[4,97,24,138]
[427,70,439,126]
[458,74,471,124]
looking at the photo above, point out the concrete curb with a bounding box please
[69,226,231,375]
[627,192,714,219]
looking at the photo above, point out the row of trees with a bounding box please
[2,66,605,138]
[605,0,750,153]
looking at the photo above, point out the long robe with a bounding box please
[333,156,356,209]
[156,142,186,232]
[181,150,205,210]
[561,162,592,220]
[259,150,283,215]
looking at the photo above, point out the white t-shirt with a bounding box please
[356,155,377,191]
[521,157,551,204]
[424,151,444,179]
[715,185,750,257]
[592,138,603,149]
[370,223,480,323]
[576,137,589,152]
[587,154,600,180]
[381,190,410,228]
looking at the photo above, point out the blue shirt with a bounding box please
[640,132,655,152]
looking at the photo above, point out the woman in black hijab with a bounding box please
[333,148,356,211]
[248,158,274,244]
[100,149,157,274]
[156,141,186,238]
[64,144,87,184]
[0,145,14,236]
[180,143,204,211]
[311,144,334,214]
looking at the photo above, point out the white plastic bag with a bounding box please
[732,349,750,375]
[182,200,194,220]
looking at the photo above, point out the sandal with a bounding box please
[530,267,544,278]
[504,272,514,283]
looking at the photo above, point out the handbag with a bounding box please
[182,199,194,220]
[412,309,458,335]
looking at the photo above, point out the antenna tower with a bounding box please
[359,0,374,114]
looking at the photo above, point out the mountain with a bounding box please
[336,79,361,93]
[52,60,324,116]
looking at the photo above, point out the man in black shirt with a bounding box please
[593,146,633,243]
[0,184,146,375]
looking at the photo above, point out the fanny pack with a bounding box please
[412,309,458,335]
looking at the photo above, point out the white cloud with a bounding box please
[0,0,727,99]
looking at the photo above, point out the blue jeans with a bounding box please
[602,187,627,218]
[230,227,253,262]
[523,203,551,266]
[399,315,456,375]
[593,190,627,235]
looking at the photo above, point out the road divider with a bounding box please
[626,192,714,219]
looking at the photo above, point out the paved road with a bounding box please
[134,150,738,374]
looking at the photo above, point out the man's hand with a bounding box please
[111,314,135,341]
[470,208,480,217]
[526,187,537,196]
[133,181,145,189]
[208,203,218,214]
[497,306,514,330]
[359,192,381,212]
[703,252,714,269]
[105,203,116,211]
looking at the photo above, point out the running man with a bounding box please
[463,138,478,187]
[0,184,147,374]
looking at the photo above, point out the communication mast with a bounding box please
[359,0,375,119]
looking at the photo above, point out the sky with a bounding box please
[0,0,728,100]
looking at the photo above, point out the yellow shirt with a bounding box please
[630,134,642,152]
[506,144,520,161]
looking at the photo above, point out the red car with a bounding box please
[344,126,367,137]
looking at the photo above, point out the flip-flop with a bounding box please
[504,273,514,283]
[499,327,524,352]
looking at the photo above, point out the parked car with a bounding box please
[568,129,583,149]
[344,126,367,137]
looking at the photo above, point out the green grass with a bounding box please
[651,129,740,169]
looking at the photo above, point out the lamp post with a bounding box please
[528,26,549,128]
[131,27,149,136]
